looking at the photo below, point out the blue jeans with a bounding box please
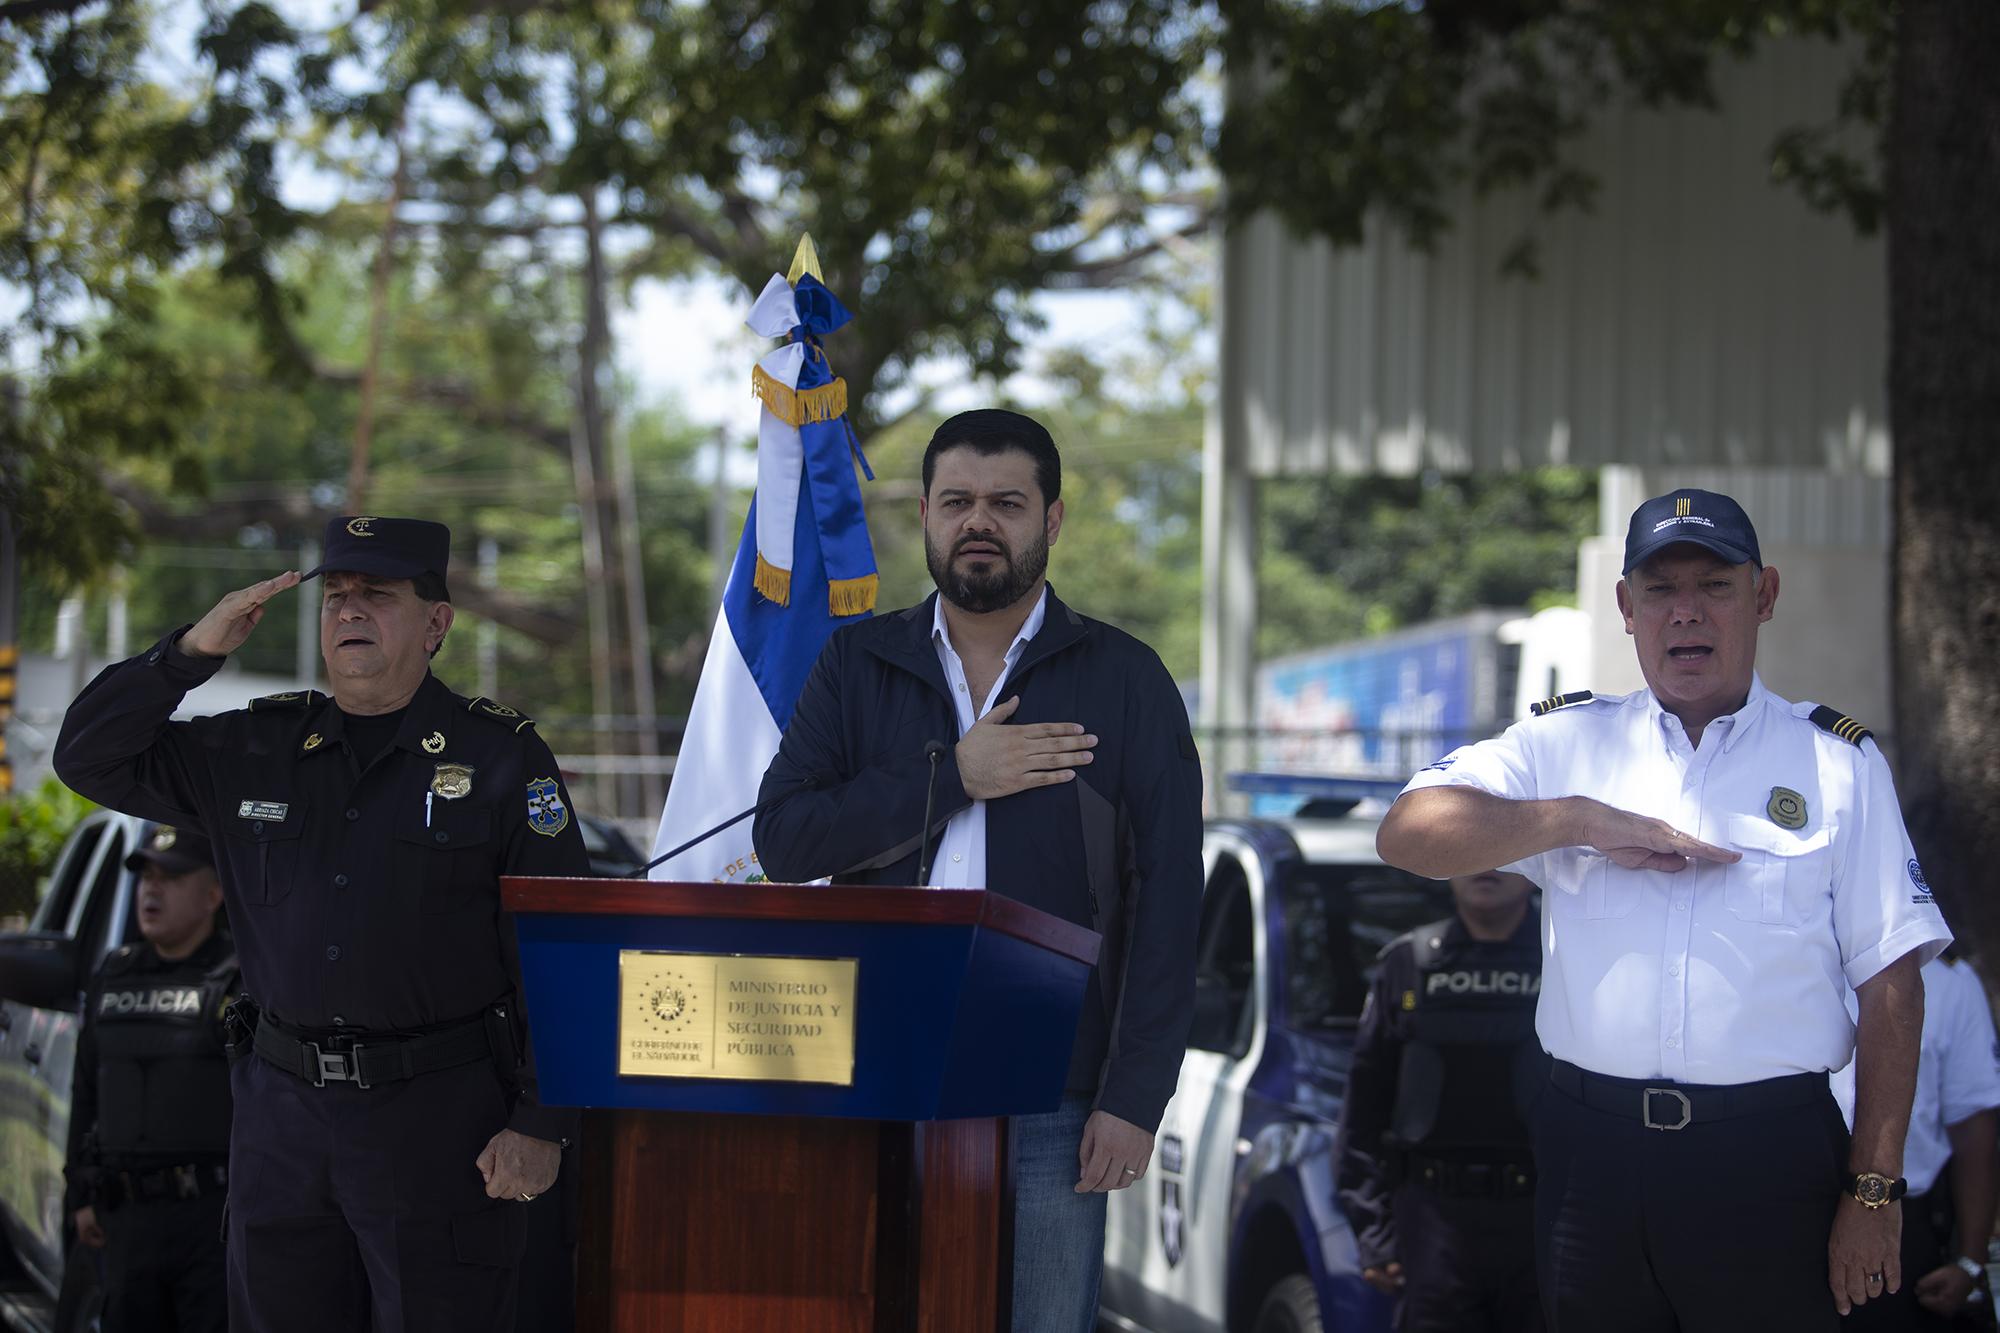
[1011,1094,1108,1333]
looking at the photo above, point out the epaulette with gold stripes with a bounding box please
[1808,705,1872,747]
[1529,691,1594,717]
[465,696,537,735]
[249,690,325,711]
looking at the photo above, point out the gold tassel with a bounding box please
[752,366,848,427]
[827,573,878,617]
[753,553,792,606]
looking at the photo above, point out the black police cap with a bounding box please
[303,516,452,599]
[125,824,216,877]
[1622,489,1762,575]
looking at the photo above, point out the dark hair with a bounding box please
[921,409,1062,508]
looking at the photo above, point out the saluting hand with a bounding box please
[955,697,1097,800]
[477,1128,561,1202]
[183,571,303,659]
[1575,798,1741,873]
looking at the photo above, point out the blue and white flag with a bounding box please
[649,241,877,883]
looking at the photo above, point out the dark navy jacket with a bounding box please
[752,587,1203,1132]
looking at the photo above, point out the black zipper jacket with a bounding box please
[752,586,1203,1132]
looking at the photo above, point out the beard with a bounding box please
[925,527,1049,614]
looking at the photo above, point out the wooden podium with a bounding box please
[501,878,1101,1333]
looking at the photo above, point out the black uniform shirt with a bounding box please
[64,932,238,1212]
[53,629,590,1142]
[1334,910,1543,1269]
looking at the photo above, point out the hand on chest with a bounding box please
[1553,743,1836,926]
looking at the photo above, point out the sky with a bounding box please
[611,272,1181,444]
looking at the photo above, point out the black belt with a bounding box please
[101,1162,227,1209]
[253,1013,494,1089]
[1550,1059,1829,1130]
[1404,1153,1536,1198]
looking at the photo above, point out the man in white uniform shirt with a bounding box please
[1834,955,2000,1330]
[1378,488,1950,1331]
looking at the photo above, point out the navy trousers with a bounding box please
[226,1055,527,1333]
[1395,1184,1541,1332]
[1533,1070,1847,1332]
[98,1193,228,1333]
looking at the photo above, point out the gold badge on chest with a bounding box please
[1767,786,1807,830]
[432,763,475,801]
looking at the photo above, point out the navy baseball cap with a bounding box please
[126,824,215,876]
[1622,489,1762,574]
[303,516,452,599]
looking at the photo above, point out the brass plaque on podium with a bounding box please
[617,951,858,1085]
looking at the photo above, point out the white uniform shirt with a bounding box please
[1402,676,1950,1084]
[926,589,1048,888]
[1831,958,2000,1195]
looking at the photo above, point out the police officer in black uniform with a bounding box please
[53,516,590,1333]
[65,824,236,1333]
[1336,868,1546,1332]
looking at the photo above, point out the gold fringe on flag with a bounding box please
[754,552,792,606]
[752,365,848,428]
[827,573,878,617]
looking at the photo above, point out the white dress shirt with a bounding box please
[926,589,1048,888]
[1402,675,1951,1085]
[1832,957,2000,1195]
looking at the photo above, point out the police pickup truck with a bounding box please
[1102,776,1451,1333]
[0,805,646,1332]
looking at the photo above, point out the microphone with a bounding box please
[913,739,948,886]
[628,772,827,878]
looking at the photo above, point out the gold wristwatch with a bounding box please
[1844,1172,1908,1209]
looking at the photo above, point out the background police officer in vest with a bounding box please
[53,516,590,1333]
[65,824,236,1333]
[1337,867,1546,1332]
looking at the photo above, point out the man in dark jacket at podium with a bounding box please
[754,408,1204,1332]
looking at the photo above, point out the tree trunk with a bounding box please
[348,123,407,512]
[1887,2,2000,970]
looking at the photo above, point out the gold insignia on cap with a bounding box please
[303,733,324,752]
[1676,496,1692,518]
[422,731,446,755]
[154,827,178,851]
[346,517,378,538]
[1768,786,1807,830]
[432,763,474,801]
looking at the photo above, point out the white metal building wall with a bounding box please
[1231,37,1887,480]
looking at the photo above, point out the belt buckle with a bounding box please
[1642,1087,1692,1131]
[308,1042,372,1090]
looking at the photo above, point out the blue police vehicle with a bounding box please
[1101,775,1451,1333]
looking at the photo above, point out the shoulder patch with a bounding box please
[250,690,325,712]
[465,696,537,735]
[1529,690,1594,717]
[1808,705,1873,747]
